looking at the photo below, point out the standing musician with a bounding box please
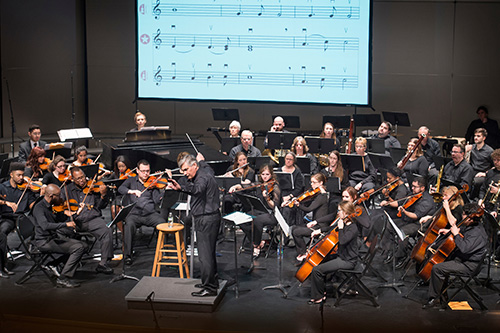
[223,152,255,214]
[0,162,38,238]
[291,173,329,262]
[62,167,114,274]
[372,121,401,155]
[308,200,359,305]
[465,106,500,149]
[24,146,49,179]
[319,122,341,152]
[237,164,281,258]
[465,128,493,199]
[228,130,262,160]
[131,111,147,132]
[280,152,305,226]
[291,136,319,174]
[168,154,221,297]
[18,124,47,162]
[398,138,429,181]
[118,159,165,266]
[388,177,435,268]
[32,184,86,288]
[348,137,376,192]
[42,155,70,187]
[422,202,488,309]
[379,168,409,219]
[320,150,349,213]
[441,144,474,191]
[478,148,500,214]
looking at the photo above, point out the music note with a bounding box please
[191,37,196,48]
[302,28,307,46]
[153,0,161,20]
[308,6,314,17]
[171,37,176,48]
[258,5,264,16]
[320,78,325,89]
[191,69,196,80]
[171,63,176,80]
[207,75,212,86]
[342,78,347,90]
[323,40,329,51]
[329,6,336,18]
[154,66,162,85]
[224,37,230,51]
[223,74,228,86]
[301,66,306,84]
[237,4,242,16]
[277,5,282,17]
[343,40,348,52]
[208,38,213,49]
[347,7,352,18]
[154,29,161,49]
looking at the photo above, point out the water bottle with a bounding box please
[168,212,174,228]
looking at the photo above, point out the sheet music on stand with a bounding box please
[384,211,405,241]
[57,128,93,142]
[223,211,254,225]
[274,207,290,237]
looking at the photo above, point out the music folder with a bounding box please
[368,153,396,171]
[340,154,364,173]
[304,137,336,154]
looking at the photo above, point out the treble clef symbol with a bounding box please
[154,29,161,49]
[153,0,161,20]
[154,65,162,86]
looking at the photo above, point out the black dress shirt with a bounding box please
[32,198,68,244]
[0,180,37,218]
[465,118,500,149]
[179,168,220,217]
[118,176,163,216]
[229,144,262,160]
[454,223,488,262]
[443,159,474,189]
[62,183,108,224]
[337,222,359,262]
[422,138,442,167]
[470,144,493,172]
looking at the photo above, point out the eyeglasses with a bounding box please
[138,169,150,173]
[451,151,462,154]
[181,166,191,172]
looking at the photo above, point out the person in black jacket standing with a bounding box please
[168,154,221,297]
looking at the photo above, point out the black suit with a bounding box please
[18,140,47,162]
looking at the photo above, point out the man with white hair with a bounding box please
[228,120,241,138]
[229,130,262,160]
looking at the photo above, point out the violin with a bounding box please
[397,192,424,217]
[57,169,72,183]
[17,177,43,192]
[82,180,105,194]
[143,175,170,189]
[119,168,137,180]
[283,187,321,208]
[295,207,362,282]
[231,179,276,193]
[39,157,52,171]
[52,199,79,213]
[354,188,375,205]
[382,181,399,197]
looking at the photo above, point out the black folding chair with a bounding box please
[438,251,489,311]
[334,234,380,308]
[15,215,56,286]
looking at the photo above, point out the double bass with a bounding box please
[295,207,362,283]
[417,207,484,282]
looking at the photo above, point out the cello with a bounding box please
[295,207,362,283]
[411,185,468,264]
[417,207,483,282]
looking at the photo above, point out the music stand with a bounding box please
[368,153,396,172]
[109,202,139,283]
[304,137,336,154]
[432,156,453,170]
[43,142,73,159]
[367,138,385,154]
[326,177,341,194]
[479,212,500,292]
[216,177,242,196]
[0,157,16,179]
[272,115,300,129]
[102,178,126,245]
[390,147,407,165]
[382,112,411,136]
[205,160,232,176]
[340,154,364,173]
[353,114,381,127]
[212,108,239,122]
[221,137,240,154]
[78,164,99,180]
[267,132,297,151]
[295,157,310,174]
[247,156,276,171]
[322,115,351,129]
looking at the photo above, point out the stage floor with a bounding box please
[1,219,500,333]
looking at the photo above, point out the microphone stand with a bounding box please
[5,79,16,157]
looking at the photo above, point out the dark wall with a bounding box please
[1,0,500,152]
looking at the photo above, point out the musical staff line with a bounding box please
[151,67,358,90]
[152,31,359,52]
[151,3,360,20]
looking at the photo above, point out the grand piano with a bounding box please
[101,127,231,174]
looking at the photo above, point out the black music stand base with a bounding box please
[378,233,404,294]
[262,228,290,297]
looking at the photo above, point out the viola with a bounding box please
[354,188,375,205]
[39,157,52,171]
[397,192,423,218]
[417,207,484,282]
[119,168,137,180]
[295,207,362,282]
[382,181,399,197]
[284,187,321,208]
[411,184,469,264]
[52,199,79,213]
[82,180,105,194]
[17,177,43,192]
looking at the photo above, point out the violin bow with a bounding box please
[78,173,98,213]
[140,170,167,194]
[15,174,35,212]
[185,133,200,155]
[63,183,78,232]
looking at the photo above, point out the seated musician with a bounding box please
[238,164,281,258]
[62,167,114,274]
[291,173,329,262]
[379,168,409,219]
[291,136,319,174]
[223,152,255,214]
[372,121,401,155]
[264,116,290,148]
[24,146,49,179]
[109,155,135,231]
[308,200,359,305]
[18,124,47,162]
[387,176,435,268]
[118,159,165,265]
[419,186,464,231]
[465,128,493,199]
[348,137,376,192]
[398,138,429,181]
[131,111,147,132]
[320,150,349,213]
[229,120,241,138]
[280,152,305,226]
[419,126,442,175]
[320,122,341,151]
[32,184,86,288]
[422,202,488,309]
[42,155,70,187]
[228,130,262,161]
[478,148,500,215]
[441,144,474,192]
[0,162,37,240]
[71,145,111,179]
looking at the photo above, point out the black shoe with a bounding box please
[56,278,80,288]
[191,289,217,297]
[3,267,15,276]
[96,264,114,275]
[422,298,437,309]
[383,252,393,264]
[194,283,204,289]
[395,258,407,269]
[0,271,10,279]
[307,297,326,305]
[125,256,133,266]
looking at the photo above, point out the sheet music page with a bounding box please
[223,211,254,225]
[274,207,290,237]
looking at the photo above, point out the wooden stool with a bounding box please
[151,223,190,278]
